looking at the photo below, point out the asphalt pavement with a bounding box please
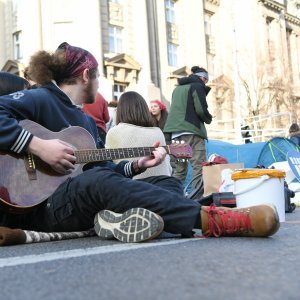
[1,208,300,300]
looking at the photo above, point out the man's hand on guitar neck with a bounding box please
[27,137,166,175]
[28,136,76,174]
[137,141,166,169]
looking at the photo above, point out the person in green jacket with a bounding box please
[164,66,212,197]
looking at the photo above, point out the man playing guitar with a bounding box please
[0,43,280,242]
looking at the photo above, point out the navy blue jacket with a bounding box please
[0,82,133,176]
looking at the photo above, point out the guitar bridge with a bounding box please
[24,153,37,180]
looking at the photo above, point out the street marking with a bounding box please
[0,238,203,268]
[284,220,300,224]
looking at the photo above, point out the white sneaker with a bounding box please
[94,208,164,243]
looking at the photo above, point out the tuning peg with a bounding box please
[180,140,185,144]
[171,140,175,143]
[176,140,179,144]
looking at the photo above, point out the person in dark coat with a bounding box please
[164,66,212,195]
[0,72,30,96]
[289,123,300,146]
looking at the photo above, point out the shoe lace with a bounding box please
[205,204,252,237]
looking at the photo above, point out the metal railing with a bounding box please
[207,112,292,144]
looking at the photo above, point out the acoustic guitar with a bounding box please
[0,120,192,214]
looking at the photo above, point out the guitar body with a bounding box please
[0,120,193,214]
[0,120,96,214]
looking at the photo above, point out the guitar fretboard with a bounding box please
[74,146,168,164]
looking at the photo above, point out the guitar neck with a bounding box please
[74,146,169,164]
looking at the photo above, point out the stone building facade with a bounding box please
[0,0,299,142]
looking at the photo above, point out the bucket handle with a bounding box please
[234,175,270,196]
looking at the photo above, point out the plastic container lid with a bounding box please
[231,168,286,180]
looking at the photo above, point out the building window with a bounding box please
[266,17,275,62]
[286,28,293,83]
[207,53,215,78]
[13,31,22,60]
[109,25,123,53]
[54,22,72,47]
[113,83,126,101]
[204,14,212,35]
[165,0,175,23]
[12,0,21,12]
[296,34,300,83]
[168,43,177,67]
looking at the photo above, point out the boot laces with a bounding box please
[206,204,252,237]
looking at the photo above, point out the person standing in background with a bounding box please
[163,66,212,197]
[150,100,169,131]
[82,92,109,143]
[289,123,300,146]
[106,91,173,181]
[106,99,118,132]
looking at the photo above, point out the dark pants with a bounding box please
[172,135,206,191]
[1,167,201,237]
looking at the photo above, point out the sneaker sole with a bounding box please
[94,208,164,243]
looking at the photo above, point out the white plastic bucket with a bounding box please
[232,169,286,222]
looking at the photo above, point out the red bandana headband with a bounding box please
[151,100,166,111]
[57,42,98,77]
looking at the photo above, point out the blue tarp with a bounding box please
[206,139,266,168]
[185,139,265,190]
[257,137,299,167]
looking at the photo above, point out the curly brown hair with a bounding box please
[26,49,98,86]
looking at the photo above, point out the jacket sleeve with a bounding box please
[192,85,213,124]
[0,91,36,154]
[83,159,141,178]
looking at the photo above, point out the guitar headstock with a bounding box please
[167,141,193,159]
